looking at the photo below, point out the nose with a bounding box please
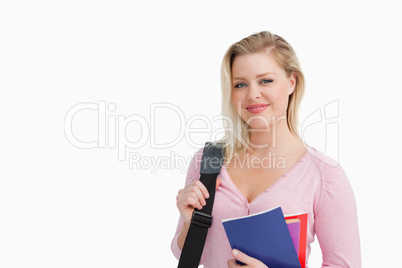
[247,82,261,100]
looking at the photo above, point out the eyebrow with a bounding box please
[233,72,277,80]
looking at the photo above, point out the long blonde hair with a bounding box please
[212,31,305,166]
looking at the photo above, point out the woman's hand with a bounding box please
[176,178,222,250]
[227,249,268,268]
[176,178,222,225]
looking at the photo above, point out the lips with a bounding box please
[245,104,269,114]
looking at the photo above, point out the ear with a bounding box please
[288,72,296,95]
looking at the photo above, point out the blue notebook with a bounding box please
[222,206,301,268]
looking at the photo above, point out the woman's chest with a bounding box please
[226,166,286,204]
[213,163,319,219]
[212,178,314,224]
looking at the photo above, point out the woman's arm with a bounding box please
[314,162,361,267]
[171,148,203,260]
[176,222,190,251]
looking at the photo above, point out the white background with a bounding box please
[1,1,401,267]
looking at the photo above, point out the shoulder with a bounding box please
[184,146,204,185]
[305,145,347,181]
[304,146,356,211]
[191,147,205,172]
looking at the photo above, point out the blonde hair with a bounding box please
[212,31,305,166]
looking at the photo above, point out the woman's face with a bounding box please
[231,51,296,130]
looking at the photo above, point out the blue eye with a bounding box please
[234,83,247,88]
[261,79,273,84]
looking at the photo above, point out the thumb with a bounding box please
[216,177,222,190]
[232,249,259,266]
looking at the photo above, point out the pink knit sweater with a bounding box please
[171,145,361,267]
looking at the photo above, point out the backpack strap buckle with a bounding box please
[191,210,213,228]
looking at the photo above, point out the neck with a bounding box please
[246,118,302,157]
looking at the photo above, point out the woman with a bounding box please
[172,31,361,267]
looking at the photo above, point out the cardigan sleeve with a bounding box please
[314,161,362,268]
[171,148,203,261]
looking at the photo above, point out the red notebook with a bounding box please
[285,212,308,268]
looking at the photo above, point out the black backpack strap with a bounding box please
[178,141,225,268]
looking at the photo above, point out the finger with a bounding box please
[227,259,241,268]
[182,196,200,210]
[232,249,259,266]
[182,185,206,207]
[216,177,222,190]
[193,185,208,206]
[179,183,206,206]
[195,180,210,199]
[182,181,208,201]
[178,185,205,210]
[177,193,201,211]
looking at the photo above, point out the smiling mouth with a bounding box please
[246,105,268,110]
[245,104,270,114]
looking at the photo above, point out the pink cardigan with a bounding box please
[171,145,361,268]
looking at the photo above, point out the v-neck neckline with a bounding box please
[221,147,310,206]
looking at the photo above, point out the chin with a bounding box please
[247,124,271,131]
[245,118,271,129]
